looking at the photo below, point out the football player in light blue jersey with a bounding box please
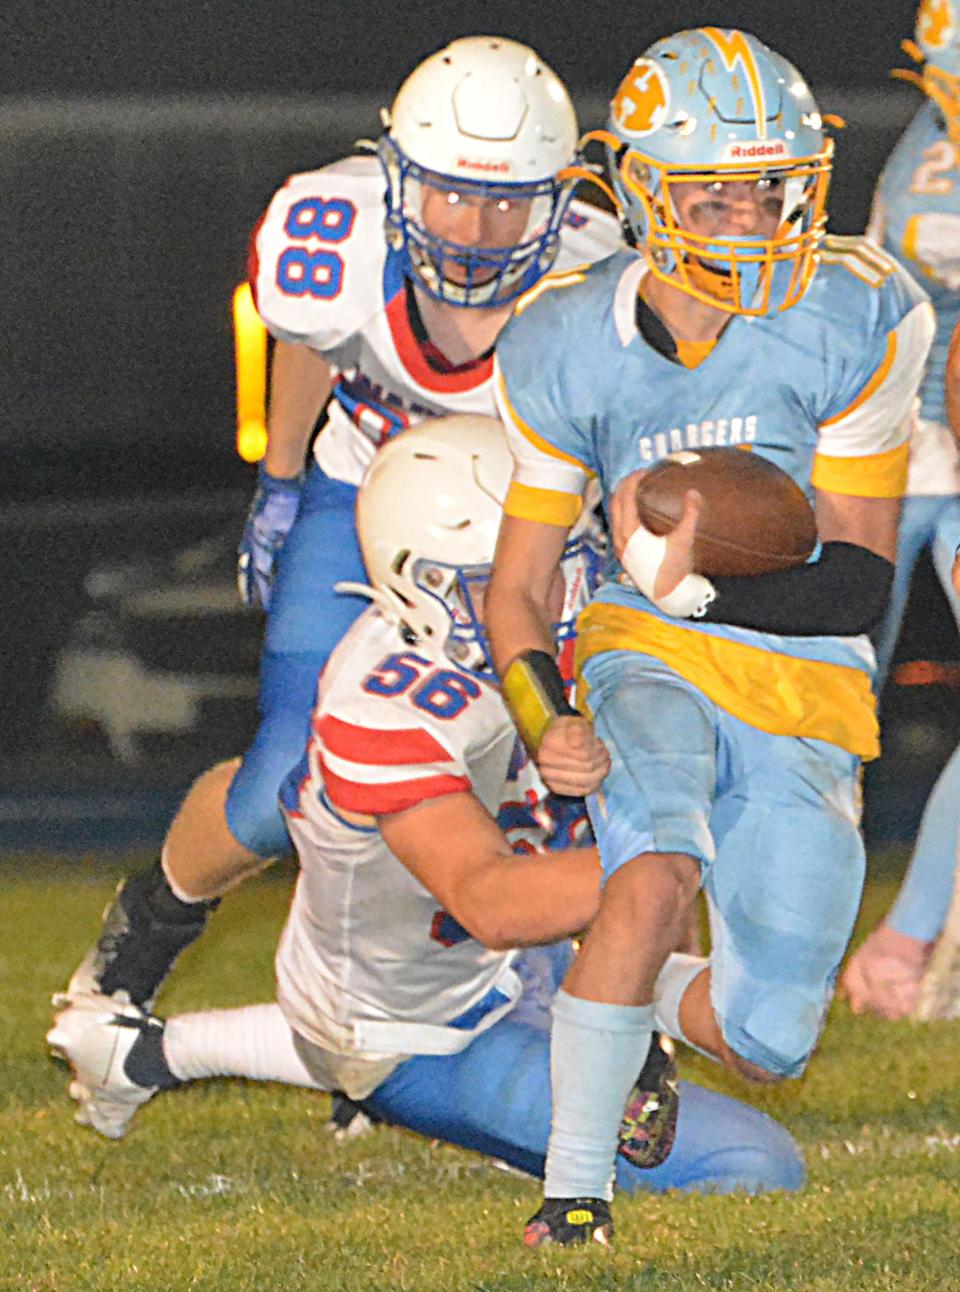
[841,1,960,1021]
[485,27,935,1247]
[53,38,623,1026]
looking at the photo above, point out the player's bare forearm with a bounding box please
[814,488,900,561]
[263,341,334,478]
[486,513,570,676]
[380,792,600,950]
[454,844,602,949]
[487,512,611,792]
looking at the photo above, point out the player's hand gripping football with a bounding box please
[537,714,611,798]
[237,465,305,609]
[611,470,703,599]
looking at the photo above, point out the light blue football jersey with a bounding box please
[868,100,960,427]
[495,245,933,757]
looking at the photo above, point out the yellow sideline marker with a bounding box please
[233,283,268,462]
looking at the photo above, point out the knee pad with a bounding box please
[721,984,827,1079]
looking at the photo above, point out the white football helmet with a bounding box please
[896,1,960,160]
[378,36,579,308]
[584,28,833,316]
[346,416,603,674]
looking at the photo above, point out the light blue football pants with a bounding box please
[581,649,865,1078]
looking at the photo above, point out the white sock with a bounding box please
[164,1003,321,1087]
[653,953,716,1061]
[544,990,654,1202]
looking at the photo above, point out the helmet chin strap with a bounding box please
[682,254,739,305]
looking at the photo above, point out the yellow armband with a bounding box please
[501,650,577,756]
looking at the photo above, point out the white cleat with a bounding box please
[46,998,166,1140]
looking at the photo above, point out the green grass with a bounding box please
[4,851,960,1291]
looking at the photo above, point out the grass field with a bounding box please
[4,850,960,1291]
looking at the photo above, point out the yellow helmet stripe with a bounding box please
[699,29,767,139]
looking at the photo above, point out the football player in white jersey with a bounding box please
[840,1,960,1021]
[484,28,934,1244]
[49,418,804,1204]
[54,39,622,1022]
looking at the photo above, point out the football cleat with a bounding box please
[60,861,217,1010]
[618,1032,680,1168]
[47,998,178,1139]
[523,1196,613,1248]
[327,1092,382,1141]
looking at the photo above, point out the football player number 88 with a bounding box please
[276,196,357,300]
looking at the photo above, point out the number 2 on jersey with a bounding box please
[363,652,481,719]
[277,197,357,300]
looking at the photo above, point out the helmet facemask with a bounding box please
[396,528,603,677]
[609,141,832,315]
[379,134,574,308]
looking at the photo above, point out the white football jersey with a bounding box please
[251,155,624,485]
[274,606,579,1095]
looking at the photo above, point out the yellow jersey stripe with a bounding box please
[902,215,937,281]
[820,333,897,428]
[811,441,910,499]
[496,371,592,473]
[514,265,589,316]
[575,601,879,759]
[505,481,583,527]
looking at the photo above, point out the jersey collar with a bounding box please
[613,256,648,348]
[384,281,494,395]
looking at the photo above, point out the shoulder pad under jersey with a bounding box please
[250,155,389,352]
[815,234,931,332]
[554,199,624,270]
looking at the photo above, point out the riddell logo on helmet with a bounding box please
[457,157,512,174]
[722,140,789,161]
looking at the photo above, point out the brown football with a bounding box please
[634,447,817,577]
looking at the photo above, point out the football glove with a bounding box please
[237,464,305,609]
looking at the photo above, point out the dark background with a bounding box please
[2,1,920,97]
[0,1,926,496]
[1,1,957,849]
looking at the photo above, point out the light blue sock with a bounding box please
[888,742,960,943]
[544,989,654,1202]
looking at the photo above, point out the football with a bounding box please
[634,447,817,577]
